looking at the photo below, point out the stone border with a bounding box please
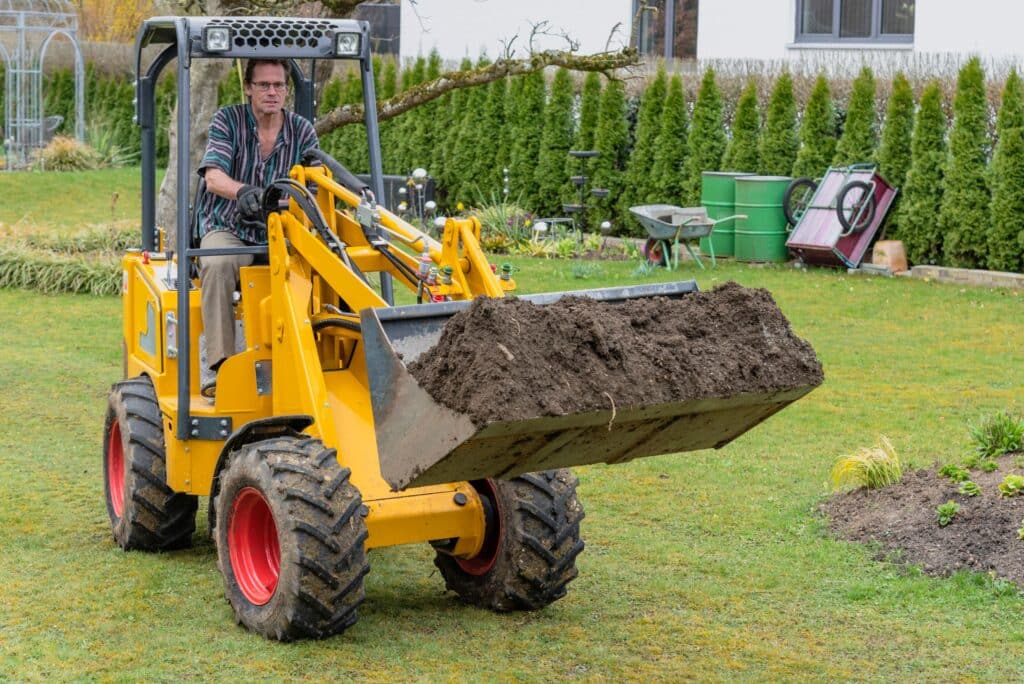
[910,265,1024,290]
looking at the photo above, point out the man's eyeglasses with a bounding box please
[251,81,288,92]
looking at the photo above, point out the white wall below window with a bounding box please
[697,0,1024,71]
[399,0,631,63]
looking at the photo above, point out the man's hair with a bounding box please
[244,59,289,84]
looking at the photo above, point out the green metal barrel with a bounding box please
[734,176,791,263]
[699,171,753,257]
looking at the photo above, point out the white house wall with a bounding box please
[697,0,1024,72]
[399,0,631,63]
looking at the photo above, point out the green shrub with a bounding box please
[684,67,726,205]
[723,79,760,173]
[940,57,991,268]
[472,200,533,243]
[592,78,630,231]
[759,71,797,177]
[969,411,1024,457]
[834,66,878,165]
[936,500,960,527]
[573,72,603,154]
[649,73,689,204]
[534,69,576,218]
[876,73,914,238]
[987,70,1024,273]
[509,69,546,211]
[620,65,668,233]
[473,76,508,200]
[829,435,902,492]
[898,81,947,265]
[981,459,1000,473]
[792,73,837,181]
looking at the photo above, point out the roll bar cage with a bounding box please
[133,16,389,440]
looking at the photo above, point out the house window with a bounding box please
[797,0,914,43]
[633,0,699,60]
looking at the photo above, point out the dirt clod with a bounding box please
[408,281,824,427]
[821,454,1024,586]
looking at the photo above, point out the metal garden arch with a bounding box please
[0,0,84,168]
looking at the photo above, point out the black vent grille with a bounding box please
[221,18,336,50]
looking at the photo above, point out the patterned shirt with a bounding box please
[198,103,319,244]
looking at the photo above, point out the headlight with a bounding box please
[335,32,361,57]
[203,26,231,52]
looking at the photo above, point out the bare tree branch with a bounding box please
[315,47,640,135]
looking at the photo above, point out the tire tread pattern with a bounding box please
[104,377,197,551]
[214,437,369,641]
[434,468,585,612]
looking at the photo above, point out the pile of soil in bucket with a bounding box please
[407,281,824,427]
[821,453,1024,585]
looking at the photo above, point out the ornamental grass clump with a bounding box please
[0,244,120,295]
[36,136,102,171]
[969,411,1024,458]
[829,435,902,492]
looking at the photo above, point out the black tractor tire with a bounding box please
[103,377,198,551]
[836,180,877,234]
[435,469,585,611]
[783,177,819,227]
[213,436,369,641]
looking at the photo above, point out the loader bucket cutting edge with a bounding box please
[360,281,816,491]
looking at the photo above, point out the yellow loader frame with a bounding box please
[123,161,514,556]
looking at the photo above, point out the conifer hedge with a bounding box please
[940,57,991,268]
[759,71,797,177]
[11,56,1024,271]
[898,81,947,265]
[792,73,836,181]
[723,79,759,173]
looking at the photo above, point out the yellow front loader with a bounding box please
[105,16,819,641]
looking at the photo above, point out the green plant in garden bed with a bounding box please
[829,435,902,492]
[998,475,1024,497]
[969,411,1024,457]
[936,500,961,527]
[938,463,971,482]
[959,481,982,497]
[981,459,1000,473]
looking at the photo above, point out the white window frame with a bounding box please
[795,0,914,44]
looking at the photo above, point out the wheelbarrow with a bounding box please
[629,205,746,270]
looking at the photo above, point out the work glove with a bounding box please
[236,184,263,219]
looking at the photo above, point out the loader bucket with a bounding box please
[361,282,819,491]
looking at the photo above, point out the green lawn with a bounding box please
[2,253,1023,680]
[0,167,149,229]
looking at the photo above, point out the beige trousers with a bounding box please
[199,230,254,370]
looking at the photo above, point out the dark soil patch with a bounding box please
[408,281,824,427]
[821,454,1024,585]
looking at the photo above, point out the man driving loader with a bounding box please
[196,58,319,397]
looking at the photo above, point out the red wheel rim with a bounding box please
[228,487,280,605]
[107,421,125,518]
[645,239,665,266]
[457,480,502,576]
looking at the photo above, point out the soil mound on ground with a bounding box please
[407,281,824,427]
[821,454,1024,585]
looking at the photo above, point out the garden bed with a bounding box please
[822,452,1024,585]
